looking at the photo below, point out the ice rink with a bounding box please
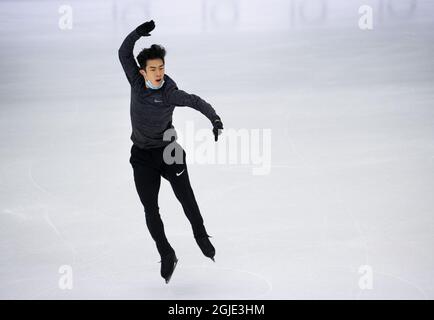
[1,0,433,299]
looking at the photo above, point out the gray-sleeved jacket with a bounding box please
[118,29,220,149]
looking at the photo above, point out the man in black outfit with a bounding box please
[118,20,224,284]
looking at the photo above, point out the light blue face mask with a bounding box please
[145,78,165,90]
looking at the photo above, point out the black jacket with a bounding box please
[118,29,219,149]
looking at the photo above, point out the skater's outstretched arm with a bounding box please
[166,87,218,122]
[164,78,224,141]
[118,20,155,85]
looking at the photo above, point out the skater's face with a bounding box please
[139,58,165,87]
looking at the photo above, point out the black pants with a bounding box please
[129,142,208,257]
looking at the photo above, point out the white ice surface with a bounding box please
[1,0,434,299]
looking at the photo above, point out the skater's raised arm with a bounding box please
[118,30,141,85]
[118,20,155,85]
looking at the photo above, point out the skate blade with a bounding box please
[164,260,178,284]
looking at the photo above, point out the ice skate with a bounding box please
[195,235,216,262]
[159,252,178,284]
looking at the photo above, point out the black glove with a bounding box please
[212,117,224,142]
[135,20,155,37]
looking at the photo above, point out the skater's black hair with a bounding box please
[137,44,166,70]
